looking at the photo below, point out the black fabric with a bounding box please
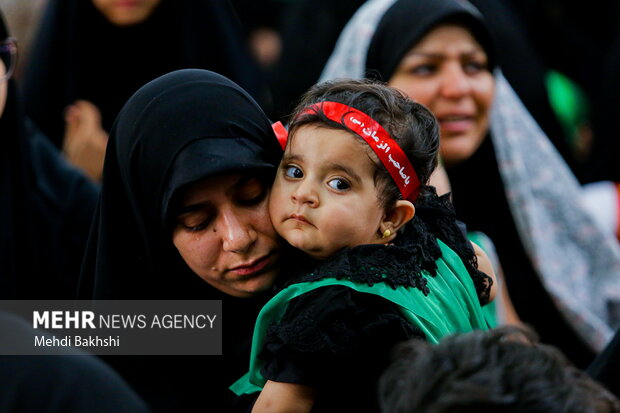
[269,0,367,121]
[260,286,424,413]
[21,0,267,148]
[0,312,150,413]
[584,12,620,183]
[587,327,620,398]
[506,0,619,105]
[0,14,98,300]
[469,0,579,178]
[448,137,595,368]
[506,0,620,183]
[76,69,283,412]
[366,0,496,82]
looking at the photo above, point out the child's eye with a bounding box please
[327,178,350,191]
[284,165,304,179]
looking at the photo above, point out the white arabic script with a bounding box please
[388,154,411,186]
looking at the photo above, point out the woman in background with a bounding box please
[321,0,620,367]
[21,0,266,181]
[0,10,97,299]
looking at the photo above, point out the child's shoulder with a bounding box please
[282,239,436,295]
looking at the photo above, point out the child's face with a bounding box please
[269,125,385,259]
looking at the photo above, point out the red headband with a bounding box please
[272,101,421,202]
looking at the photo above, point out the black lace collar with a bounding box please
[277,189,493,305]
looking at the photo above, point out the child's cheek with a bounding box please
[268,176,286,228]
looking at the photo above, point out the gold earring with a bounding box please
[382,229,391,239]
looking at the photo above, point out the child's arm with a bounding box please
[252,380,315,413]
[471,241,497,302]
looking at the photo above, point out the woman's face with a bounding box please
[172,173,281,298]
[389,24,495,167]
[91,0,161,26]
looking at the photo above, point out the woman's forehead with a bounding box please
[178,173,262,206]
[413,23,484,52]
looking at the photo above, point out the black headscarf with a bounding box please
[366,0,496,81]
[363,0,596,367]
[0,12,98,299]
[78,68,283,300]
[76,69,283,411]
[21,0,267,148]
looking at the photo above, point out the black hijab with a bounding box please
[76,69,283,411]
[21,0,266,148]
[366,0,495,81]
[0,12,98,299]
[364,0,596,367]
[367,0,577,176]
[78,69,283,300]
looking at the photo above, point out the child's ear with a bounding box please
[378,200,415,243]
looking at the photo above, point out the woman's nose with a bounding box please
[439,64,471,98]
[291,180,319,207]
[217,209,256,253]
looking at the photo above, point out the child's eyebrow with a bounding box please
[325,162,361,183]
[281,153,302,164]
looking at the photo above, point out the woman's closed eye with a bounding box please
[177,211,213,232]
[327,177,350,191]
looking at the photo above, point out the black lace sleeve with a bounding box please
[258,286,424,392]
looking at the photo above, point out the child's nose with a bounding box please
[291,180,319,207]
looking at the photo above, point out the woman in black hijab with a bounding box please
[21,0,266,181]
[77,68,283,411]
[0,10,98,299]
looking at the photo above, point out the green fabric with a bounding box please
[546,70,590,147]
[230,239,491,396]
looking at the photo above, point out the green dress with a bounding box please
[231,239,493,396]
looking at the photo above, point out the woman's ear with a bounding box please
[378,200,415,243]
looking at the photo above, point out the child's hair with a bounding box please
[287,79,440,209]
[379,326,620,413]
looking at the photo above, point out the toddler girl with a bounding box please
[232,79,496,412]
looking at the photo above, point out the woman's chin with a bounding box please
[440,134,486,166]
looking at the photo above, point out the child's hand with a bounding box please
[252,380,315,413]
[471,242,497,302]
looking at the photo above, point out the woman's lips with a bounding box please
[229,254,273,277]
[438,115,475,134]
[116,0,140,7]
